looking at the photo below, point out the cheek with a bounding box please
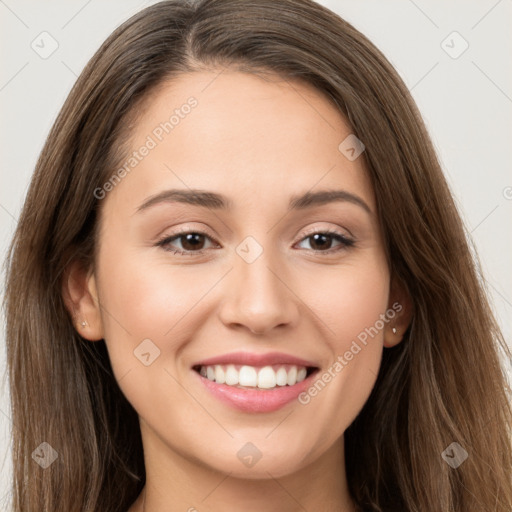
[94,244,205,377]
[293,257,389,436]
[97,240,212,332]
[298,254,390,350]
[95,247,212,420]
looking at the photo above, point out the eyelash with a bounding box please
[155,227,355,256]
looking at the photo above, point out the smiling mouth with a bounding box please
[192,364,319,390]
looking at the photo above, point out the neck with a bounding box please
[130,425,356,512]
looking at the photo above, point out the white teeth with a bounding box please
[276,367,288,386]
[287,366,297,386]
[225,364,239,386]
[199,364,311,389]
[214,365,225,384]
[239,365,257,386]
[258,366,276,389]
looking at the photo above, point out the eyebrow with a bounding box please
[135,188,372,215]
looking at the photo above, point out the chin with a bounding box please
[199,441,314,480]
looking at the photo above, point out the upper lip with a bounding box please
[192,351,319,368]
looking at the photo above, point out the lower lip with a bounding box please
[194,370,318,413]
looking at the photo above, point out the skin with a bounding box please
[64,69,412,512]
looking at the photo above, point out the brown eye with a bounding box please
[296,231,354,253]
[176,233,207,251]
[156,231,217,255]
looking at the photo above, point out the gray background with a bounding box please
[1,0,511,509]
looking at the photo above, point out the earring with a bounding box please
[80,320,88,327]
[392,327,397,334]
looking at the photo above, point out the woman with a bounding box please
[4,0,512,510]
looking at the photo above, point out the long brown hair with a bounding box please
[4,0,512,510]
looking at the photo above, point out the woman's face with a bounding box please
[80,69,406,479]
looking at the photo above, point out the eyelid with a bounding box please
[297,224,353,243]
[159,224,219,243]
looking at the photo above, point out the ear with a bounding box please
[62,259,104,341]
[383,275,413,348]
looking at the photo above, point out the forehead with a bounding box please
[132,69,350,156]
[103,69,375,217]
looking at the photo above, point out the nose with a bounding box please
[218,248,300,335]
